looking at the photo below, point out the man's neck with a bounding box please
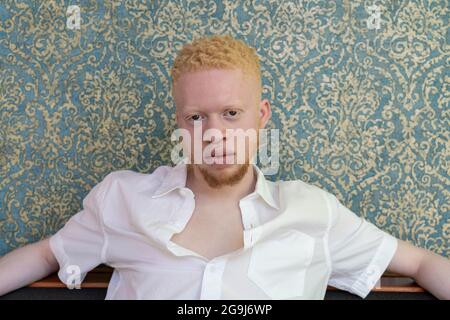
[186,166,257,202]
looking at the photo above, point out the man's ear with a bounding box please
[259,99,272,129]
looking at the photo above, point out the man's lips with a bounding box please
[203,151,236,165]
[207,147,235,157]
[204,152,235,159]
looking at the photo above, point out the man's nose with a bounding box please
[202,115,227,142]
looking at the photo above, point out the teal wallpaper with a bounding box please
[0,0,448,257]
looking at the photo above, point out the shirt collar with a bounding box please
[152,161,279,210]
[252,164,279,210]
[152,160,188,198]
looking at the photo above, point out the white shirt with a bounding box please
[49,162,398,299]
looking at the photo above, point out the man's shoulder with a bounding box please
[267,178,334,229]
[99,165,175,195]
[274,177,330,197]
[106,165,172,181]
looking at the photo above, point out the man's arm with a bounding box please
[387,239,450,299]
[0,237,59,296]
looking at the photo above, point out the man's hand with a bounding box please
[387,239,450,299]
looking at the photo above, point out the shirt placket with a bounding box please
[165,189,199,258]
[239,199,260,248]
[199,199,260,299]
[199,258,227,299]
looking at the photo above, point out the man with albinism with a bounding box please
[0,35,449,299]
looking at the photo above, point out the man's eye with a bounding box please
[188,114,204,122]
[224,110,240,118]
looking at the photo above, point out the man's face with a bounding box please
[173,68,271,188]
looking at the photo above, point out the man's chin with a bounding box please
[199,163,244,178]
[203,162,239,171]
[190,163,250,189]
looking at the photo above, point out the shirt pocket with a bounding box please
[247,229,315,299]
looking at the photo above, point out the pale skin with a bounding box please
[0,68,449,299]
[170,68,270,260]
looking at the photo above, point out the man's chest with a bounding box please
[170,204,245,261]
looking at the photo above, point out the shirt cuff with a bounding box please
[349,233,398,298]
[48,233,87,288]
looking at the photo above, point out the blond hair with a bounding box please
[171,35,261,89]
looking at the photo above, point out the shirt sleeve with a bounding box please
[48,174,112,287]
[326,192,398,298]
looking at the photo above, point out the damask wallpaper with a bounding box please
[0,0,448,258]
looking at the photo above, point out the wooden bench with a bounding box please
[30,268,425,291]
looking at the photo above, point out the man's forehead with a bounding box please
[173,68,260,113]
[173,68,259,91]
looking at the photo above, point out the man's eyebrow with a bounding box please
[181,105,201,112]
[222,101,245,109]
[223,104,244,108]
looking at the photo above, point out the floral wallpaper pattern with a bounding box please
[0,0,448,257]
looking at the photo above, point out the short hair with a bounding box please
[171,35,261,89]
